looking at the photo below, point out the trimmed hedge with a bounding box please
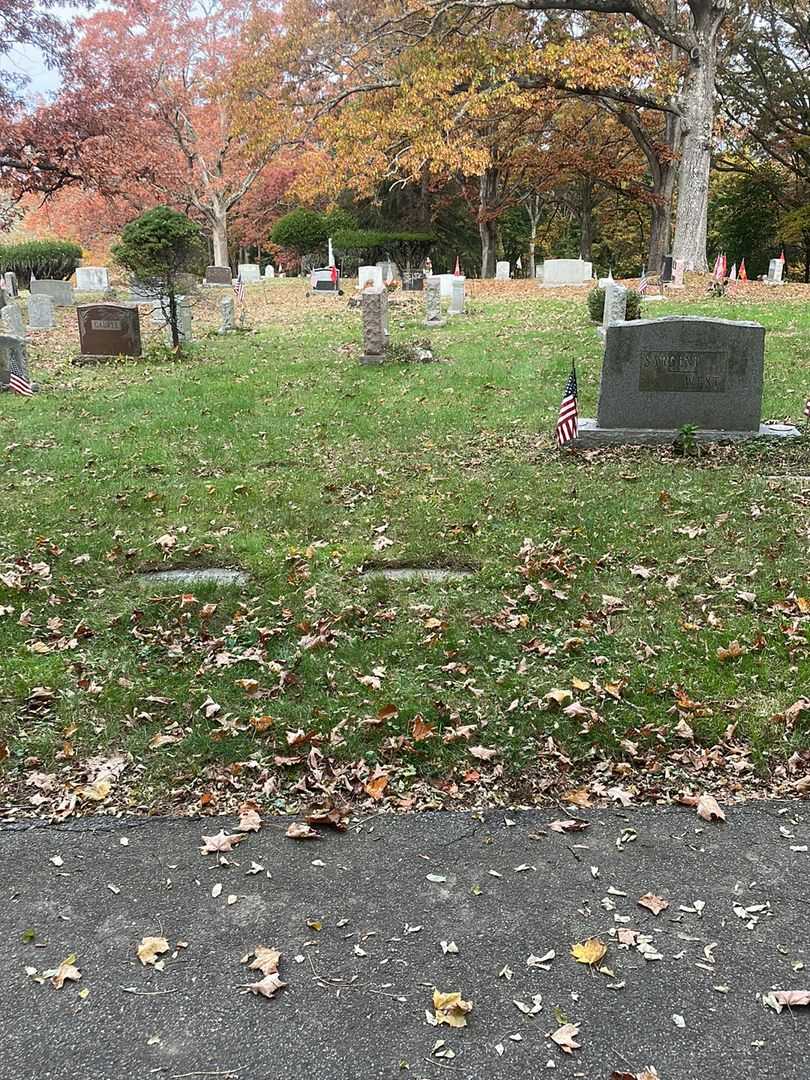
[588,285,642,322]
[0,240,83,287]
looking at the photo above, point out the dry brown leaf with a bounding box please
[548,818,589,833]
[562,788,592,808]
[364,772,389,800]
[242,972,286,999]
[551,1022,581,1054]
[468,745,497,761]
[411,715,435,741]
[772,990,810,1007]
[696,794,726,823]
[137,936,170,966]
[250,715,274,733]
[248,947,281,976]
[638,893,670,916]
[306,805,349,832]
[611,1071,660,1080]
[673,718,694,740]
[716,640,745,662]
[48,955,81,989]
[237,808,262,833]
[286,822,319,840]
[200,830,246,853]
[433,989,473,1028]
[571,937,607,966]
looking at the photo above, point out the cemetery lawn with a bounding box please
[1,281,809,817]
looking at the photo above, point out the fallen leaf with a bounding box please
[48,955,81,989]
[638,893,670,916]
[237,808,262,833]
[286,822,320,840]
[550,1022,580,1054]
[411,715,435,741]
[468,745,497,761]
[549,818,589,833]
[562,788,592,808]
[432,989,473,1028]
[696,794,726,823]
[248,947,281,976]
[200,830,246,853]
[571,938,607,966]
[137,937,169,966]
[306,805,349,831]
[770,989,810,1010]
[242,972,286,999]
[716,640,745,662]
[364,772,389,800]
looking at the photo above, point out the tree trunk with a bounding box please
[211,201,229,268]
[168,289,180,350]
[579,178,594,261]
[525,195,542,280]
[478,169,500,278]
[672,3,725,272]
[648,157,677,273]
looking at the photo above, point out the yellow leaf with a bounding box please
[433,988,473,1027]
[137,936,170,966]
[81,778,111,802]
[571,937,607,966]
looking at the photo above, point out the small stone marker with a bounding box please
[377,259,399,282]
[767,258,784,285]
[424,276,446,328]
[75,266,109,291]
[672,259,685,288]
[28,294,55,330]
[539,259,593,286]
[448,277,466,316]
[205,265,232,286]
[575,316,801,445]
[167,298,193,344]
[77,302,142,357]
[600,280,627,337]
[4,272,18,297]
[237,263,260,283]
[264,265,275,279]
[0,334,36,392]
[30,279,74,307]
[661,254,674,283]
[218,295,235,334]
[1,302,24,337]
[360,286,389,364]
[495,261,510,280]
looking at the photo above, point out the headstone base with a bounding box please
[360,352,387,365]
[571,419,801,448]
[424,317,447,328]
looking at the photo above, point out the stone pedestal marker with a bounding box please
[28,294,55,330]
[574,316,800,446]
[424,276,446,328]
[449,277,466,316]
[1,303,24,337]
[218,296,235,334]
[31,279,74,307]
[360,287,389,364]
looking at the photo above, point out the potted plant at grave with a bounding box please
[112,207,205,350]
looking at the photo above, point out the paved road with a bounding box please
[3,803,809,1080]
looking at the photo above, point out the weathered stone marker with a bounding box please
[28,294,55,330]
[767,258,784,285]
[360,287,389,364]
[31,279,74,307]
[449,277,466,316]
[77,302,142,357]
[539,259,593,286]
[218,296,235,334]
[1,302,24,337]
[574,316,800,445]
[205,265,232,286]
[424,276,446,328]
[495,261,510,280]
[75,267,109,291]
[0,334,36,391]
[672,259,685,288]
[167,298,193,344]
[600,280,627,337]
[4,272,18,297]
[358,265,383,290]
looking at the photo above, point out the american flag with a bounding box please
[556,368,578,447]
[804,398,810,419]
[233,276,245,304]
[8,356,33,396]
[638,267,649,295]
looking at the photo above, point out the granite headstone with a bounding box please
[28,294,55,330]
[75,267,109,291]
[218,296,235,334]
[767,258,784,285]
[540,259,593,286]
[4,272,18,297]
[0,334,35,391]
[1,302,24,337]
[77,302,142,357]
[601,280,627,336]
[495,261,510,280]
[360,287,389,364]
[31,279,74,307]
[449,277,466,316]
[237,263,260,284]
[205,265,232,286]
[424,276,446,328]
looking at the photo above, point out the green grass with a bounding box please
[1,284,809,811]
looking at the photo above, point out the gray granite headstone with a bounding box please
[4,272,18,297]
[0,334,35,391]
[449,277,466,315]
[30,279,74,307]
[572,316,803,445]
[264,265,275,279]
[167,298,193,344]
[218,296,235,334]
[360,287,389,364]
[205,265,232,286]
[424,276,446,327]
[495,261,510,280]
[77,302,142,357]
[672,259,685,288]
[1,302,24,337]
[75,266,109,291]
[601,280,627,334]
[28,293,55,330]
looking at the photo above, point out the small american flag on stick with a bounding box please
[556,367,578,447]
[8,356,34,397]
[638,266,649,295]
[233,276,245,304]
[804,398,810,420]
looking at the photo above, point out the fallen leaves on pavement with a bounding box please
[550,1021,580,1054]
[431,989,473,1028]
[571,937,607,966]
[137,936,170,966]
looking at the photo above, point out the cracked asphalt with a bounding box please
[3,802,809,1080]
